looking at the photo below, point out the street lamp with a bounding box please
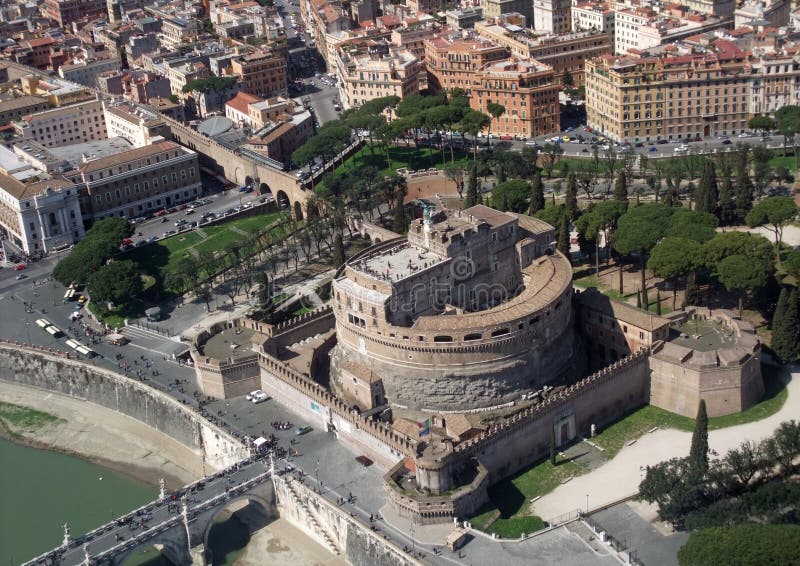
[586,494,589,515]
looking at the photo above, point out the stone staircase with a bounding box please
[285,479,340,555]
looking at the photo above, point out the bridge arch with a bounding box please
[234,167,245,186]
[293,201,304,221]
[202,494,276,563]
[112,528,191,566]
[259,182,272,196]
[276,190,290,210]
[245,176,255,188]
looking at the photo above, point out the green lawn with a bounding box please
[126,212,284,279]
[0,401,62,437]
[468,456,584,538]
[336,144,470,177]
[291,305,315,316]
[573,273,628,302]
[591,365,787,456]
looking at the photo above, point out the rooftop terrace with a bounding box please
[200,327,257,360]
[351,242,448,283]
[670,318,737,352]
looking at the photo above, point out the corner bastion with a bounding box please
[649,307,764,418]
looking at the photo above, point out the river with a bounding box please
[0,437,250,566]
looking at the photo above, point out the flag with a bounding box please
[419,418,431,437]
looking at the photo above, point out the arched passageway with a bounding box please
[276,190,290,211]
[202,496,275,566]
[293,201,304,220]
[259,182,272,196]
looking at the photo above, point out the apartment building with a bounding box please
[446,7,484,30]
[475,18,611,86]
[735,0,790,28]
[424,36,508,94]
[78,141,201,220]
[58,57,121,88]
[572,1,615,39]
[614,7,655,54]
[19,75,95,107]
[14,99,107,148]
[748,54,800,115]
[472,59,560,137]
[302,0,351,68]
[44,0,105,27]
[585,40,750,143]
[0,95,50,126]
[391,18,440,60]
[334,39,421,109]
[480,0,533,23]
[230,50,288,99]
[103,102,170,147]
[534,0,572,35]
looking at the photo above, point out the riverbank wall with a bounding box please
[0,342,246,471]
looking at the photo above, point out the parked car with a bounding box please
[295,425,312,436]
[355,455,373,467]
[14,263,26,271]
[252,392,270,404]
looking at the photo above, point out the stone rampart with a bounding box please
[189,319,261,399]
[453,349,651,478]
[263,306,335,353]
[0,342,246,470]
[258,352,416,466]
[273,474,423,566]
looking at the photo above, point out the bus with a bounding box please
[45,325,63,337]
[35,319,51,329]
[65,339,81,351]
[75,345,97,358]
[64,288,76,302]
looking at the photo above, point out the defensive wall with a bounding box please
[159,113,310,219]
[274,473,424,566]
[189,319,262,399]
[0,341,246,470]
[382,349,652,521]
[649,307,764,418]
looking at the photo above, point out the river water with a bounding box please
[0,437,249,566]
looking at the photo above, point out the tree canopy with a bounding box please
[678,524,800,566]
[745,196,798,261]
[53,218,133,286]
[490,179,531,212]
[666,209,719,243]
[87,260,143,305]
[614,203,674,256]
[182,75,237,94]
[703,231,773,274]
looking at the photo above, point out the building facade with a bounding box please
[230,50,288,99]
[334,39,421,109]
[533,0,571,35]
[585,41,750,143]
[103,102,170,148]
[0,95,50,126]
[44,0,105,27]
[14,99,107,148]
[78,141,201,220]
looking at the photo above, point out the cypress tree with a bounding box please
[689,399,709,480]
[718,174,735,226]
[392,192,408,234]
[557,214,570,258]
[565,172,578,220]
[734,168,754,223]
[696,161,718,214]
[333,233,345,269]
[772,287,800,363]
[684,272,699,307]
[550,423,557,465]
[528,171,545,215]
[497,163,507,183]
[465,164,479,207]
[656,290,662,315]
[613,171,628,202]
[636,289,642,309]
[642,285,649,311]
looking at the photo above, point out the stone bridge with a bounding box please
[25,456,278,566]
[347,215,401,244]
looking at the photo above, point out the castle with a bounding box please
[188,204,764,525]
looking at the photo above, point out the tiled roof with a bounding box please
[0,172,74,200]
[225,91,263,115]
[576,288,671,332]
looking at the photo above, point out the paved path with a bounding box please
[533,363,798,522]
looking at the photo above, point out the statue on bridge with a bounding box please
[159,477,166,501]
[62,522,71,547]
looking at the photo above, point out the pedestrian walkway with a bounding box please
[532,363,798,522]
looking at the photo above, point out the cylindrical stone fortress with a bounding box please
[330,204,576,411]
